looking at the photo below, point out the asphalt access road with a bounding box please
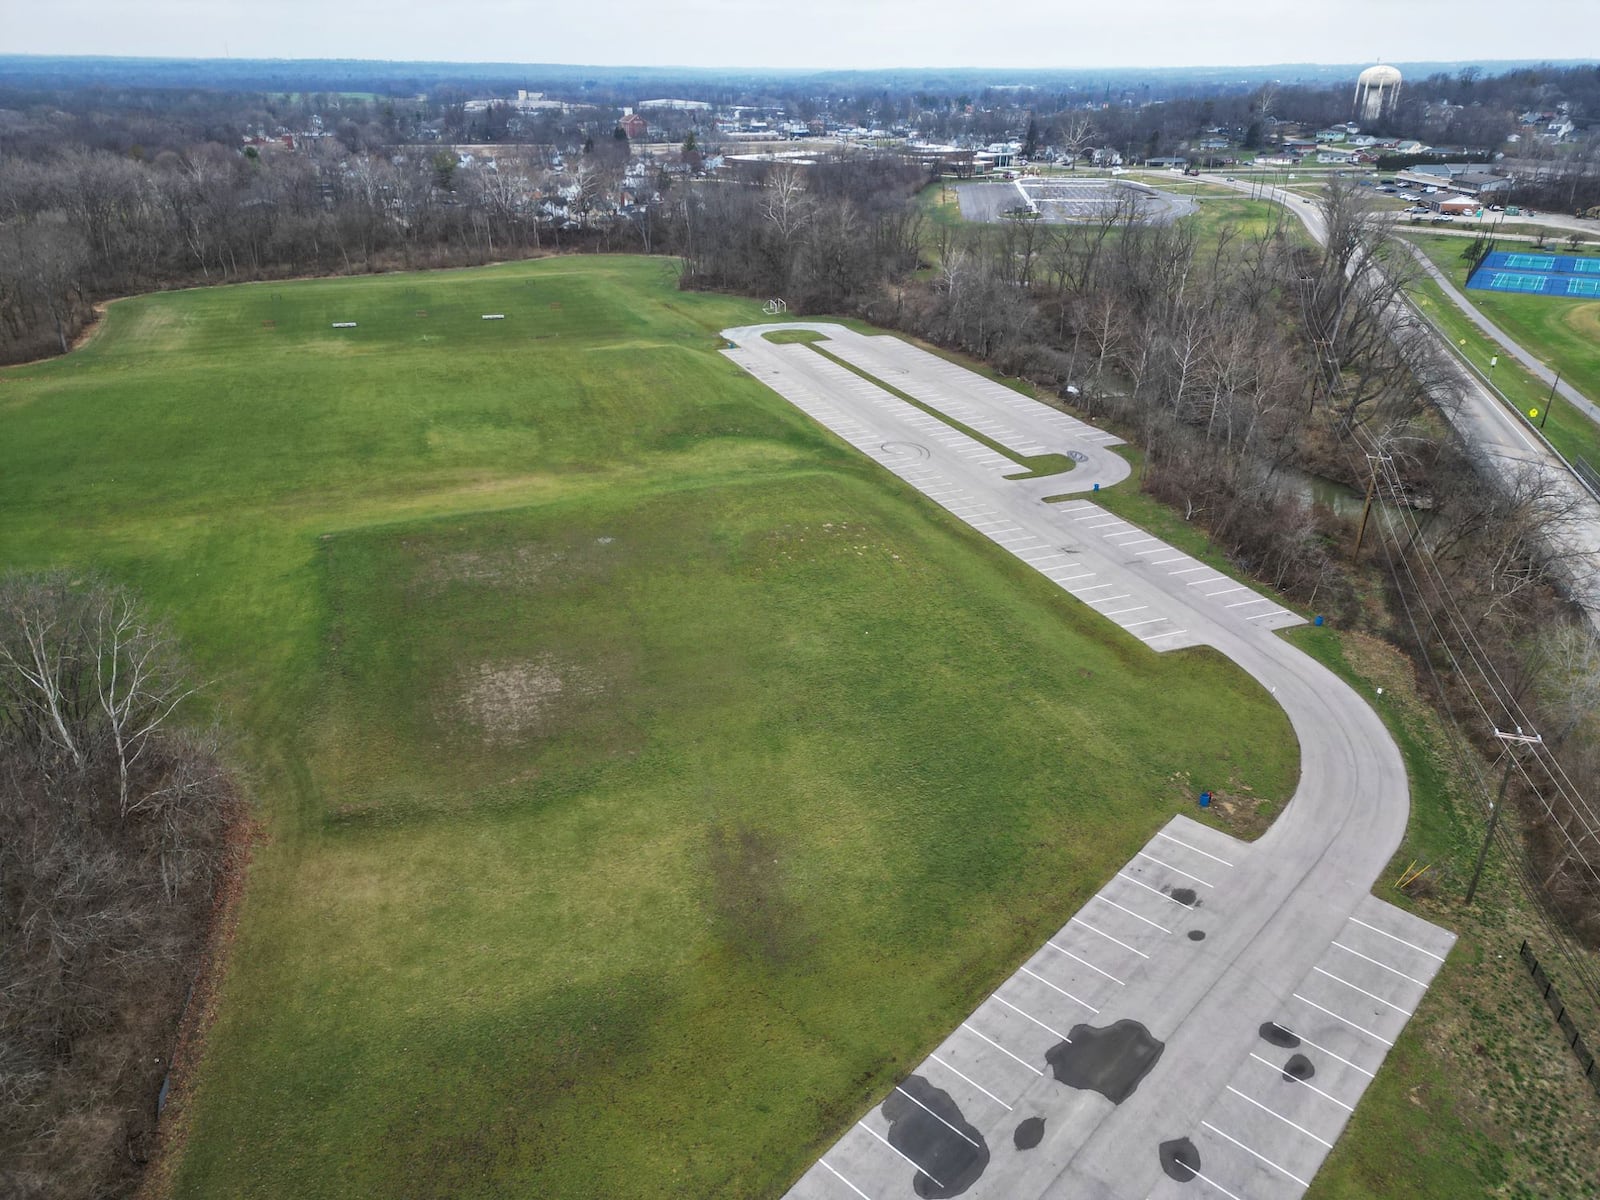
[1201,174,1600,622]
[722,323,1455,1200]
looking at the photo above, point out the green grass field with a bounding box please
[0,256,1298,1199]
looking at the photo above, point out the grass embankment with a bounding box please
[1400,234,1600,470]
[1287,625,1600,1200]
[0,256,1297,1199]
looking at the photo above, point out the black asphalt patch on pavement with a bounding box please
[1187,929,1206,941]
[1045,1020,1165,1105]
[1281,1053,1316,1082]
[1167,886,1199,907]
[1259,1021,1301,1049]
[882,1074,990,1198]
[1013,1116,1046,1150]
[1159,1136,1201,1182]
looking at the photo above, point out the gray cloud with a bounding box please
[7,0,1598,69]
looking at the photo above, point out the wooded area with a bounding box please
[0,576,236,1200]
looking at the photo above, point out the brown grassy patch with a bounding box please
[1560,299,1600,342]
[705,823,807,967]
[452,656,603,744]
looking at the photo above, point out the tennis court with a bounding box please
[1469,250,1600,297]
[1482,272,1549,293]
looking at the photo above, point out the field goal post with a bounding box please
[763,298,787,316]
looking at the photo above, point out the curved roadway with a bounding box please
[724,323,1452,1200]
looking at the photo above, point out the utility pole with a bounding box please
[1542,370,1560,429]
[1353,451,1392,558]
[1465,727,1543,905]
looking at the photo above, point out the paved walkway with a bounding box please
[724,323,1452,1200]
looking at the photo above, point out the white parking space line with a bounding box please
[1348,916,1448,962]
[927,1053,1013,1112]
[1019,965,1100,1013]
[1170,565,1211,575]
[1043,941,1125,985]
[1226,598,1273,609]
[862,1124,946,1187]
[1027,553,1074,564]
[959,1023,1045,1076]
[1089,594,1133,604]
[1121,618,1168,629]
[820,1159,873,1200]
[1200,1121,1311,1188]
[990,994,1075,1042]
[1291,993,1394,1047]
[1247,1052,1355,1112]
[1102,605,1149,616]
[1098,896,1172,933]
[1136,547,1178,557]
[1273,1025,1376,1078]
[1186,1165,1247,1200]
[1071,583,1119,595]
[1134,851,1214,888]
[894,1085,982,1148]
[1247,608,1293,620]
[1205,585,1250,597]
[1185,576,1229,586]
[1117,872,1189,906]
[1312,966,1411,1014]
[1155,830,1235,868]
[1225,1085,1334,1148]
[1331,941,1429,988]
[1142,629,1189,643]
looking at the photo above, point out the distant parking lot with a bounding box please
[955,178,1196,225]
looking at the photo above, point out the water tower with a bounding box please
[1354,64,1402,123]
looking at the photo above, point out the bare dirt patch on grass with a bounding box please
[453,656,603,744]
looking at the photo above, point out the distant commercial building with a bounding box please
[1354,64,1402,122]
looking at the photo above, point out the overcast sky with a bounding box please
[6,0,1598,71]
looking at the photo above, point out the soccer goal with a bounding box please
[763,298,787,316]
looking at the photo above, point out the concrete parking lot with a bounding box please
[722,323,1455,1200]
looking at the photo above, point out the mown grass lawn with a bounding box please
[0,256,1297,1199]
